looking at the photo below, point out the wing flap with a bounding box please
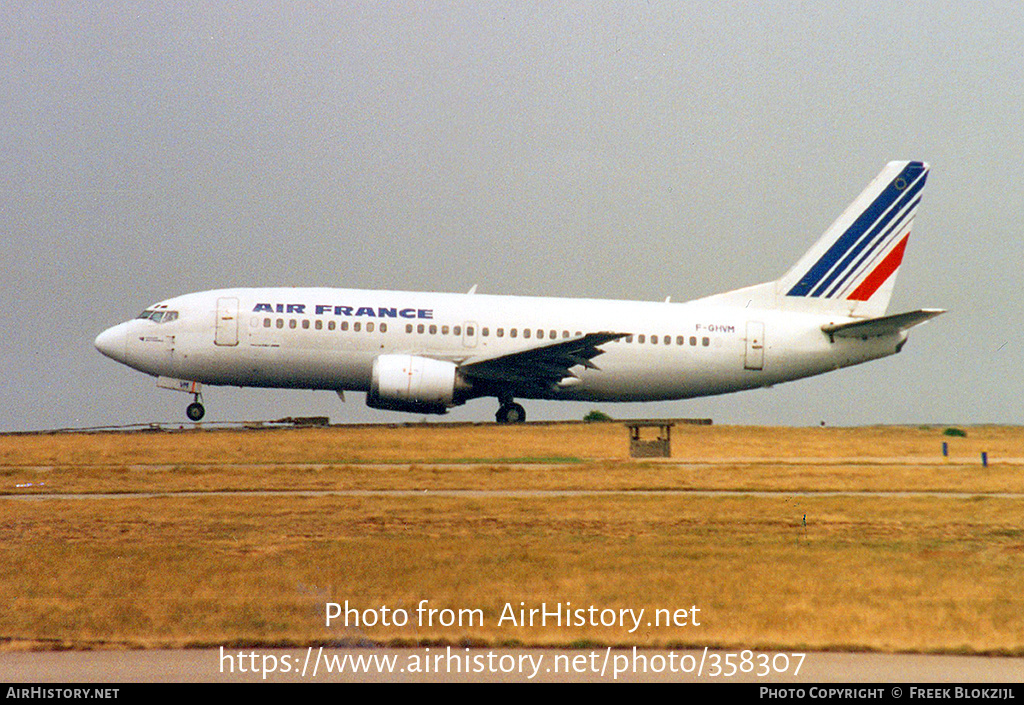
[460,332,626,389]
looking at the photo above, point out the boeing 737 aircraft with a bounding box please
[96,161,943,423]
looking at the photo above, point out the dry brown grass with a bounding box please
[2,423,1021,496]
[4,422,1018,467]
[1,423,1023,654]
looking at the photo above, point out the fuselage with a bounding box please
[93,162,939,422]
[95,286,905,404]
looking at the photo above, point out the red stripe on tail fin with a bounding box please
[847,234,910,302]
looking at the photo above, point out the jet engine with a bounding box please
[366,354,470,414]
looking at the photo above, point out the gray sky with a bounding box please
[2,1,1020,432]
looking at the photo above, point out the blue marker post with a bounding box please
[942,442,948,458]
[982,452,988,468]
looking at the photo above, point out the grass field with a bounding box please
[1,423,1022,654]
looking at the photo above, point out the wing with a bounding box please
[459,332,627,394]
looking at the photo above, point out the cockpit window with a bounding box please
[137,310,179,323]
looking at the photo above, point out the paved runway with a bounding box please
[2,647,1023,683]
[6,488,1024,501]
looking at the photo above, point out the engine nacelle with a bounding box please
[367,354,467,414]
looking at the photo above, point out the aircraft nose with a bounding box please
[94,323,128,363]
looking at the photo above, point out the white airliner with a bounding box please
[96,161,943,424]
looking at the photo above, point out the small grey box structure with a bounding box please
[627,421,675,458]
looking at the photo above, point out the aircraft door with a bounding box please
[744,321,764,370]
[215,297,240,346]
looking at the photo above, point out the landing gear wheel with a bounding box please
[495,402,526,424]
[186,402,205,422]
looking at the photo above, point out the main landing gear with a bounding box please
[495,400,526,424]
[186,392,205,422]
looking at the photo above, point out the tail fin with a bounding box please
[778,160,929,317]
[695,161,929,318]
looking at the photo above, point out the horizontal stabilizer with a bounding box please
[822,309,945,339]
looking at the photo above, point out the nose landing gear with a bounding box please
[155,378,206,422]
